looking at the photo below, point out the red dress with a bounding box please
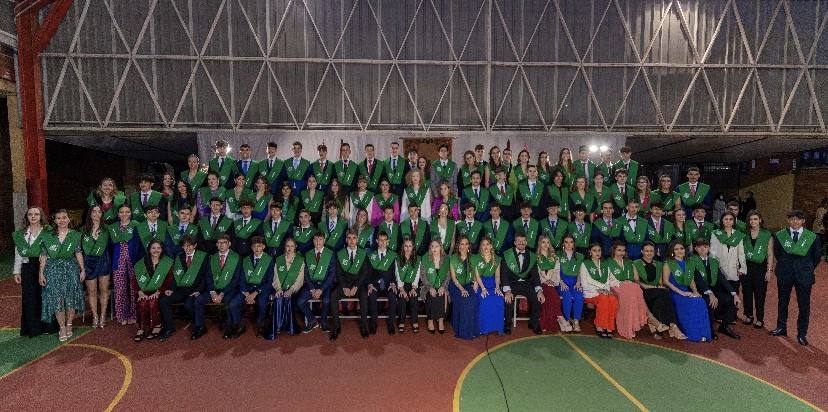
[131,266,173,330]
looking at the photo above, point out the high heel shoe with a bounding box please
[58,327,68,342]
[134,330,145,342]
[66,324,73,338]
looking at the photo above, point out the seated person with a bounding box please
[159,235,207,341]
[690,238,741,340]
[231,236,274,338]
[192,234,242,340]
[330,231,371,341]
[298,232,335,332]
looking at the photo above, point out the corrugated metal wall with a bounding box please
[38,0,828,135]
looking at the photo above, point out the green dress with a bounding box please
[40,230,85,321]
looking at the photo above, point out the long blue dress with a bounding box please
[475,255,504,335]
[668,260,712,342]
[449,256,478,340]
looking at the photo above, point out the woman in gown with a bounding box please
[270,238,304,339]
[431,181,460,221]
[301,175,325,224]
[39,209,85,342]
[82,205,111,328]
[473,237,504,335]
[250,176,273,221]
[180,153,207,190]
[448,236,478,340]
[12,206,55,337]
[132,239,173,341]
[352,209,375,252]
[276,182,300,225]
[86,177,126,225]
[109,204,141,325]
[348,176,375,226]
[431,203,456,255]
[633,242,685,340]
[536,235,565,332]
[663,240,712,342]
[195,172,227,217]
[401,169,432,221]
[606,241,649,339]
[557,234,584,332]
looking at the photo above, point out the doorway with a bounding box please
[402,137,453,163]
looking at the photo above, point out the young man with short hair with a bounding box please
[647,202,674,259]
[517,165,547,219]
[286,141,312,196]
[192,234,242,340]
[199,197,233,255]
[513,202,540,251]
[292,210,317,254]
[359,143,385,192]
[489,167,515,222]
[616,200,649,260]
[231,200,263,257]
[461,170,491,221]
[539,201,567,250]
[263,203,292,256]
[311,144,334,191]
[167,205,200,258]
[319,201,348,252]
[400,204,430,256]
[298,232,335,333]
[677,166,712,215]
[386,141,405,195]
[501,232,545,335]
[573,145,597,184]
[137,205,169,254]
[609,169,634,217]
[430,143,457,195]
[596,149,614,181]
[591,200,620,258]
[158,235,207,341]
[691,238,741,340]
[458,203,484,253]
[613,146,638,185]
[366,231,399,335]
[233,236,274,338]
[260,141,284,193]
[376,205,400,252]
[687,206,715,245]
[568,205,592,256]
[236,143,259,189]
[484,202,513,254]
[330,230,371,341]
[335,142,359,194]
[209,139,239,189]
[131,174,167,222]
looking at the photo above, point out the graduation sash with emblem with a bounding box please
[667,259,693,286]
[275,255,303,289]
[458,220,483,244]
[199,215,233,241]
[583,259,607,283]
[210,252,239,290]
[305,248,334,281]
[198,187,227,208]
[401,218,428,249]
[483,219,508,251]
[263,219,290,248]
[233,218,262,240]
[43,230,80,259]
[312,160,334,186]
[648,220,675,244]
[569,190,595,213]
[301,189,324,213]
[87,191,127,222]
[558,251,584,277]
[686,221,713,243]
[537,254,558,272]
[605,258,634,282]
[375,193,399,210]
[518,181,544,207]
[450,255,473,284]
[633,259,663,286]
[677,182,710,208]
[619,217,648,244]
[378,221,399,250]
[130,190,162,221]
[369,250,397,271]
[136,221,168,250]
[512,218,539,247]
[225,189,254,215]
[385,157,404,184]
[744,229,771,263]
[108,221,136,244]
[472,254,499,278]
[169,223,199,246]
[593,218,621,238]
[489,184,514,206]
[252,194,272,215]
[356,227,374,249]
[458,165,475,188]
[209,156,238,185]
[359,159,384,189]
[173,250,206,287]
[286,158,311,181]
[540,218,568,248]
[568,221,592,248]
[423,257,449,287]
[350,191,375,211]
[430,219,455,252]
[319,219,347,249]
[12,229,44,258]
[404,186,429,208]
[260,157,284,183]
[712,229,745,248]
[293,226,316,245]
[775,229,817,257]
[243,254,273,285]
[689,255,719,286]
[433,160,456,183]
[334,160,358,186]
[397,258,420,284]
[650,190,678,212]
[135,256,173,292]
[613,160,638,185]
[82,230,109,257]
[463,186,490,212]
[180,169,207,190]
[504,249,536,279]
[610,184,632,209]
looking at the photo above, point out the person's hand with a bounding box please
[79,269,86,282]
[437,287,445,296]
[349,286,358,297]
[212,293,222,304]
[409,288,417,298]
[537,291,546,304]
[708,294,718,309]
[430,288,437,298]
[733,295,742,309]
[342,287,351,297]
[368,284,377,295]
[472,283,479,293]
[388,284,397,295]
[138,291,147,300]
[460,288,469,298]
[495,288,503,297]
[765,269,773,282]
[574,282,582,292]
[480,287,489,298]
[504,291,514,304]
[246,292,257,305]
[165,290,173,296]
[559,282,569,291]
[283,290,293,298]
[152,291,160,299]
[13,274,21,284]
[191,291,200,298]
[312,289,322,300]
[398,288,407,299]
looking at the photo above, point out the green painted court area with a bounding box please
[0,328,89,378]
[458,336,815,412]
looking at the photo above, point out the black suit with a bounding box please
[159,253,208,333]
[693,258,737,325]
[774,230,822,337]
[501,249,542,330]
[330,249,371,329]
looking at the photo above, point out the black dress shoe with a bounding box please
[719,325,740,340]
[234,325,246,338]
[321,324,330,332]
[798,336,809,346]
[222,327,234,339]
[369,323,377,335]
[158,329,175,342]
[438,328,445,335]
[190,326,207,340]
[360,326,369,338]
[387,325,396,335]
[329,327,341,341]
[769,328,787,336]
[533,327,542,335]
[504,326,512,335]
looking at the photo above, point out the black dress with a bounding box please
[640,261,677,326]
[19,260,57,337]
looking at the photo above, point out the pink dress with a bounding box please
[612,281,649,339]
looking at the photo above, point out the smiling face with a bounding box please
[149,242,164,258]
[239,146,251,159]
[90,206,102,223]
[292,144,302,157]
[188,155,200,170]
[54,212,70,229]
[672,243,685,259]
[27,208,42,226]
[642,244,655,261]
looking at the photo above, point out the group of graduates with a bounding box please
[11,140,822,346]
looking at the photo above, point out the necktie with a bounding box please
[243,160,249,174]
[500,185,506,195]
[212,216,218,228]
[530,183,535,196]
[218,157,224,169]
[467,221,472,231]
[493,220,499,233]
[607,219,613,228]
[412,221,418,235]
[697,221,703,230]
[474,188,479,199]
[654,220,660,232]
[620,185,625,195]
[329,220,335,232]
[518,252,524,268]
[142,193,148,205]
[150,224,157,236]
[584,163,590,181]
[392,158,397,170]
[254,257,259,267]
[316,251,321,262]
[243,219,249,226]
[179,225,185,235]
[186,255,192,267]
[272,221,277,232]
[523,220,529,233]
[268,159,274,169]
[690,184,697,197]
[293,158,299,168]
[792,230,799,242]
[550,220,556,233]
[349,251,354,265]
[219,254,226,268]
[578,223,584,234]
[345,160,349,168]
[368,160,373,174]
[380,252,385,260]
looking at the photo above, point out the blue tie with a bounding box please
[792,230,799,242]
[242,161,249,174]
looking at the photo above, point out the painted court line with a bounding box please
[67,343,133,412]
[0,329,88,381]
[561,335,648,412]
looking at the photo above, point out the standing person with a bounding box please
[292,210,317,254]
[811,198,827,252]
[458,203,484,253]
[300,175,325,224]
[263,203,291,256]
[536,235,565,332]
[537,151,553,185]
[647,203,674,259]
[331,231,372,341]
[474,238,504,336]
[401,169,432,221]
[673,209,691,249]
[569,177,596,219]
[373,179,400,226]
[461,171,490,222]
[394,238,422,334]
[770,210,823,346]
[633,242,685,340]
[606,242,649,339]
[235,144,260,189]
[449,236,479,340]
[421,240,449,334]
[236,237,275,337]
[299,233,335,333]
[327,178,351,221]
[334,142,359,194]
[613,146,639,186]
[691,238,741,340]
[226,173,253,216]
[723,201,747,232]
[742,211,775,329]
[710,212,747,303]
[386,141,405,196]
[39,210,85,342]
[579,243,618,338]
[136,205,169,255]
[286,141,311,196]
[486,146,504,187]
[676,167,712,215]
[633,176,652,217]
[509,149,530,189]
[432,181,460,221]
[231,200,263,257]
[489,167,515,222]
[250,177,272,221]
[276,182,300,225]
[131,174,167,222]
[169,181,196,226]
[501,233,544,335]
[12,207,55,337]
[192,234,243,340]
[367,232,399,335]
[319,201,348,252]
[518,165,548,219]
[348,176,375,226]
[457,150,479,191]
[591,172,613,214]
[198,198,232,255]
[195,172,227,218]
[484,203,512,254]
[687,206,715,245]
[609,169,634,216]
[663,241,711,342]
[592,201,620,258]
[352,208,375,251]
[431,203,457,255]
[312,144,333,192]
[539,201,568,250]
[567,205,592,256]
[556,147,575,188]
[132,240,173,342]
[81,206,111,328]
[270,238,305,339]
[180,154,207,190]
[158,235,207,341]
[109,204,140,325]
[573,145,596,185]
[650,174,681,217]
[260,141,285,196]
[208,139,239,188]
[557,235,585,332]
[546,169,569,219]
[86,177,126,225]
[360,144,385,192]
[595,149,614,183]
[617,200,649,260]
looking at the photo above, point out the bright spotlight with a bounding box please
[599,145,608,152]
[588,145,598,152]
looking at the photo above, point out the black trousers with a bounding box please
[158,289,197,332]
[505,281,541,329]
[19,261,56,337]
[704,282,737,325]
[776,275,812,337]
[330,286,369,329]
[742,261,768,322]
[396,284,419,325]
[642,287,676,326]
[424,288,447,321]
[367,285,397,328]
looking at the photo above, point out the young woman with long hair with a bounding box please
[81,205,111,328]
[12,206,55,337]
[39,209,85,342]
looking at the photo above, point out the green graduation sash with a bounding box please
[237,159,259,188]
[518,181,544,207]
[233,218,262,240]
[613,160,639,185]
[199,215,233,241]
[489,184,514,206]
[275,255,303,290]
[87,191,126,222]
[334,160,358,186]
[605,258,634,282]
[583,259,607,283]
[356,227,374,249]
[596,163,611,181]
[135,256,173,292]
[210,252,240,290]
[43,230,81,259]
[540,218,568,249]
[511,165,528,185]
[633,259,663,286]
[610,184,632,209]
[319,219,347,249]
[293,226,316,245]
[677,182,710,208]
[385,157,404,184]
[82,230,109,257]
[198,187,227,207]
[619,217,648,244]
[560,166,575,188]
[350,191,375,211]
[504,249,536,279]
[130,190,162,221]
[569,190,595,212]
[650,190,678,211]
[573,160,596,181]
[458,166,474,188]
[305,248,334,282]
[568,221,592,248]
[483,219,508,251]
[401,218,428,249]
[263,219,290,248]
[537,254,558,272]
[450,255,473,284]
[472,254,499,278]
[136,221,168,250]
[369,250,397,271]
[312,160,334,186]
[301,189,324,213]
[558,251,584,277]
[667,259,693,286]
[398,258,420,284]
[243,254,273,285]
[260,157,284,184]
[423,257,449,287]
[647,220,675,244]
[430,219,455,252]
[252,193,272,214]
[433,160,456,183]
[359,159,384,189]
[209,156,238,185]
[689,255,719,286]
[404,186,429,208]
[169,222,199,246]
[593,218,621,238]
[375,193,399,210]
[463,186,490,212]
[744,229,771,263]
[12,229,43,258]
[775,229,817,257]
[282,197,299,223]
[180,169,207,189]
[286,158,311,181]
[173,251,207,288]
[512,218,539,248]
[108,221,136,243]
[686,221,713,243]
[458,220,483,245]
[712,229,745,248]
[593,187,612,208]
[226,189,254,215]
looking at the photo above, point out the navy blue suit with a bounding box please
[231,255,275,327]
[286,158,312,196]
[774,231,822,337]
[590,220,618,259]
[297,250,335,328]
[159,253,207,332]
[194,254,242,328]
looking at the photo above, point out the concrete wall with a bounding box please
[739,173,795,231]
[793,167,828,230]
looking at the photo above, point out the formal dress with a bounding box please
[449,257,478,340]
[476,256,504,335]
[538,256,563,332]
[40,249,85,322]
[668,261,711,342]
[612,281,649,339]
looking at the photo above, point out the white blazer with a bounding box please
[709,231,747,281]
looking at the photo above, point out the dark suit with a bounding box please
[591,218,619,259]
[231,255,275,327]
[693,258,737,326]
[159,253,207,333]
[330,249,371,329]
[194,253,242,328]
[297,250,335,328]
[501,249,541,330]
[774,230,822,337]
[366,251,398,330]
[232,219,263,257]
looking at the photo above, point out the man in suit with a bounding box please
[286,141,312,196]
[359,143,385,192]
[616,200,649,260]
[367,231,399,335]
[591,200,620,258]
[208,140,239,189]
[770,210,823,346]
[236,143,259,189]
[484,203,513,254]
[458,203,484,253]
[502,232,545,335]
[516,165,547,219]
[676,166,712,216]
[231,200,263,257]
[613,146,639,186]
[192,234,242,340]
[573,145,597,184]
[540,200,568,250]
[386,141,405,196]
[263,203,292,256]
[319,201,348,252]
[232,236,274,338]
[691,238,741,340]
[167,205,200,258]
[431,143,458,194]
[403,147,419,177]
[131,174,168,222]
[260,141,284,194]
[400,204,430,256]
[159,235,207,341]
[461,170,491,222]
[609,169,634,217]
[330,231,371,341]
[376,205,401,252]
[298,232,335,333]
[136,205,169,255]
[311,144,333,192]
[335,142,359,194]
[647,203,674,259]
[198,197,233,255]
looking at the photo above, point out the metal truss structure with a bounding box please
[37,0,828,135]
